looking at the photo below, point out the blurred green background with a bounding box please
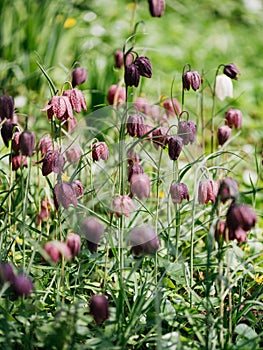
[0,0,263,143]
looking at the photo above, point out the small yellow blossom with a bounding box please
[254,274,263,284]
[64,18,77,29]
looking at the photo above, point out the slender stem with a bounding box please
[201,69,205,151]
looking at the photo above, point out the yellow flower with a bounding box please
[64,18,77,29]
[254,274,263,284]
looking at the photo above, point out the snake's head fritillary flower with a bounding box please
[225,108,242,129]
[223,63,239,80]
[125,63,140,87]
[148,0,165,17]
[19,130,36,156]
[111,194,135,217]
[0,94,14,121]
[90,294,109,325]
[218,177,239,203]
[53,182,78,210]
[41,95,74,121]
[215,75,233,101]
[63,88,87,113]
[127,114,145,138]
[152,127,169,150]
[170,183,190,204]
[66,233,81,258]
[37,135,55,157]
[44,241,72,263]
[135,56,152,78]
[168,136,183,161]
[198,179,219,204]
[81,217,105,253]
[1,120,18,147]
[178,120,196,145]
[129,225,160,257]
[13,274,33,298]
[0,262,15,285]
[163,98,181,117]
[71,67,87,87]
[130,173,151,199]
[107,84,126,105]
[217,125,232,146]
[11,154,28,171]
[182,70,201,91]
[42,150,65,176]
[92,142,109,161]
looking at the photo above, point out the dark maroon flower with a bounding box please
[0,94,14,120]
[81,217,105,253]
[11,154,28,171]
[13,274,33,297]
[12,131,21,153]
[225,108,242,129]
[148,0,165,17]
[0,262,15,284]
[72,67,87,87]
[42,150,65,176]
[124,64,140,87]
[90,294,109,325]
[198,180,219,204]
[163,98,181,117]
[44,241,72,263]
[129,225,160,257]
[107,84,126,105]
[111,194,135,217]
[19,130,36,156]
[66,233,81,257]
[168,136,183,161]
[1,120,18,147]
[135,56,152,78]
[178,120,196,145]
[53,182,78,210]
[223,63,239,80]
[127,114,145,138]
[182,70,201,91]
[219,177,239,203]
[226,203,257,242]
[217,125,232,146]
[63,88,87,113]
[170,183,189,204]
[41,95,74,121]
[92,142,108,161]
[130,173,151,199]
[152,127,169,149]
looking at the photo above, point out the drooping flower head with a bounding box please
[90,294,109,325]
[80,217,105,253]
[148,0,166,17]
[63,88,87,113]
[168,136,183,161]
[92,142,109,161]
[130,173,151,199]
[19,130,36,156]
[198,179,219,204]
[178,120,196,145]
[107,84,126,105]
[217,125,232,146]
[225,108,242,129]
[223,63,239,80]
[53,182,78,210]
[71,67,87,87]
[129,225,160,257]
[41,95,74,121]
[0,94,15,121]
[111,194,135,217]
[182,70,201,91]
[170,183,190,204]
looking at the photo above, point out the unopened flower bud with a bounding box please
[90,294,109,325]
[148,0,165,17]
[226,203,257,242]
[182,70,201,91]
[178,120,196,145]
[19,130,36,156]
[13,274,33,297]
[135,56,152,78]
[223,63,239,80]
[44,241,72,263]
[107,85,126,105]
[0,94,14,120]
[129,225,160,257]
[92,142,109,161]
[198,179,219,204]
[168,136,183,161]
[72,67,87,87]
[81,217,105,253]
[170,183,189,204]
[1,120,18,147]
[218,177,239,203]
[111,194,136,217]
[124,64,140,87]
[225,108,242,129]
[53,182,78,210]
[163,98,181,117]
[66,233,81,257]
[130,173,150,199]
[127,114,145,138]
[217,125,232,146]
